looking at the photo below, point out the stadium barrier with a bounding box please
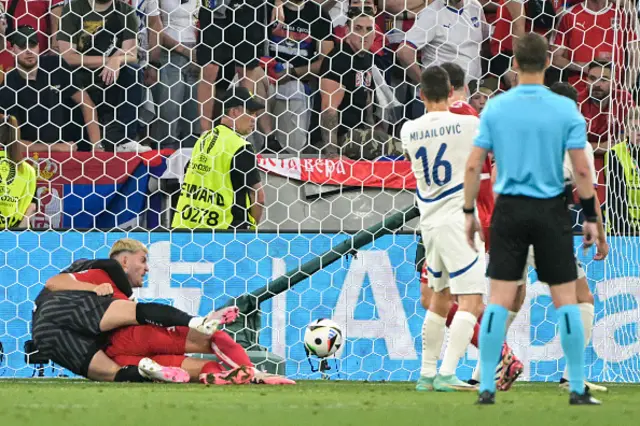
[1,231,639,382]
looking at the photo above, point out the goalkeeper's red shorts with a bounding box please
[106,325,190,358]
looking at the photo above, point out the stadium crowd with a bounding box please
[0,0,639,231]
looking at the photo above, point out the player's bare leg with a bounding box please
[434,293,482,392]
[86,350,126,382]
[99,300,220,335]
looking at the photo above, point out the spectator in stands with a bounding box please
[2,0,63,53]
[122,0,163,133]
[396,0,488,119]
[0,5,14,84]
[397,0,488,84]
[57,0,148,153]
[150,0,200,149]
[380,0,429,48]
[196,0,274,143]
[578,61,635,151]
[265,0,334,154]
[0,114,36,229]
[320,11,379,158]
[172,87,265,230]
[489,0,558,83]
[0,26,101,152]
[606,107,640,235]
[468,76,499,114]
[552,0,638,92]
[334,0,383,55]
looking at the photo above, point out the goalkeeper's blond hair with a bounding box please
[109,239,148,258]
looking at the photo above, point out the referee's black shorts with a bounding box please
[488,194,577,285]
[31,291,114,377]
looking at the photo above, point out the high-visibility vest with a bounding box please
[172,125,256,229]
[606,142,640,230]
[0,150,36,229]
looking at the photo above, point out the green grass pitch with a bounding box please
[0,380,638,426]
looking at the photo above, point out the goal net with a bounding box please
[0,0,639,383]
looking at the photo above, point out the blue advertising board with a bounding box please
[0,231,638,382]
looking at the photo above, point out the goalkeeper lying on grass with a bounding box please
[41,238,294,385]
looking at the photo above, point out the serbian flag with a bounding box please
[27,151,172,229]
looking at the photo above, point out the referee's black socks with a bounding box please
[135,302,193,328]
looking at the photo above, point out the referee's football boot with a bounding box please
[434,374,477,392]
[569,386,602,405]
[560,378,608,393]
[138,358,190,383]
[476,390,496,405]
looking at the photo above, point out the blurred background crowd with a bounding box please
[0,0,639,231]
[0,0,637,157]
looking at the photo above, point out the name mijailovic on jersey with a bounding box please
[409,124,462,141]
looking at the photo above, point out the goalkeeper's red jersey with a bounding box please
[448,101,495,237]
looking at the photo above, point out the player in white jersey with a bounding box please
[401,66,485,392]
[513,82,609,392]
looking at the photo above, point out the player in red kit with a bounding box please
[58,239,295,385]
[414,63,523,391]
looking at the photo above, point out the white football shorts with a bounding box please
[421,220,487,295]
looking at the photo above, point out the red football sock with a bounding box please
[210,331,253,368]
[445,302,459,328]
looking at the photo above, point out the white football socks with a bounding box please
[562,303,594,380]
[420,311,446,378]
[439,311,477,377]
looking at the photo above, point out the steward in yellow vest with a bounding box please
[606,138,640,235]
[0,116,37,229]
[172,87,265,230]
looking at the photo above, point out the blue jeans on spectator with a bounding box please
[151,47,200,150]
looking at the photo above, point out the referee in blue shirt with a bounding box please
[462,34,601,405]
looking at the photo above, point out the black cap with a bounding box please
[222,87,265,113]
[10,25,38,49]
